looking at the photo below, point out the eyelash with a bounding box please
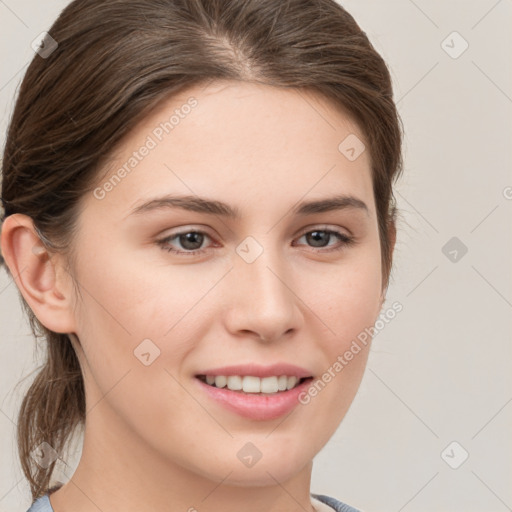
[156,226,356,256]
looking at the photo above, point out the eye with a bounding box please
[294,227,356,253]
[156,229,214,256]
[156,226,356,256]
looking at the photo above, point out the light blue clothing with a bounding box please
[312,493,361,512]
[25,495,52,512]
[27,492,361,512]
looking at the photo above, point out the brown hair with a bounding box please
[0,0,403,501]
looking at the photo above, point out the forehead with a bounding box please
[87,80,374,219]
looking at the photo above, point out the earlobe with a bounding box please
[389,219,397,254]
[0,213,76,333]
[379,292,386,311]
[382,218,397,299]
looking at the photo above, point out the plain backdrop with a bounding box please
[1,1,511,511]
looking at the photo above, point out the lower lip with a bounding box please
[195,377,313,421]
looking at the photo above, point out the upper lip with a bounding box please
[195,363,313,379]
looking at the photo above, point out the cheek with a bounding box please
[303,251,383,349]
[71,252,205,440]
[295,248,381,409]
[71,247,221,412]
[292,258,380,451]
[75,242,210,340]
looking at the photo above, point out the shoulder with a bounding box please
[312,492,363,512]
[26,494,54,512]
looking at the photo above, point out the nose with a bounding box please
[222,243,303,343]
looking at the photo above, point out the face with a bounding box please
[63,80,384,486]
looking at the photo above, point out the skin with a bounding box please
[2,80,395,512]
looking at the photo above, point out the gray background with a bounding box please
[1,1,511,511]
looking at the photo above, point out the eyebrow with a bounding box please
[128,193,369,219]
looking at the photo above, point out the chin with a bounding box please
[183,447,311,487]
[218,462,308,487]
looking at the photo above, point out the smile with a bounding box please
[196,374,311,394]
[194,374,315,421]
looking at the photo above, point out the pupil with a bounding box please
[307,230,329,247]
[180,232,203,250]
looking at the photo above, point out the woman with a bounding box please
[0,0,403,511]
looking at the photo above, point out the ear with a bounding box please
[0,213,77,334]
[380,218,397,307]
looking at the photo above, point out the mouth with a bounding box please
[195,374,313,394]
[194,373,315,420]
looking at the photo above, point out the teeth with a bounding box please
[214,375,227,388]
[203,375,306,393]
[243,376,262,393]
[286,376,298,390]
[260,376,278,393]
[227,375,243,390]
